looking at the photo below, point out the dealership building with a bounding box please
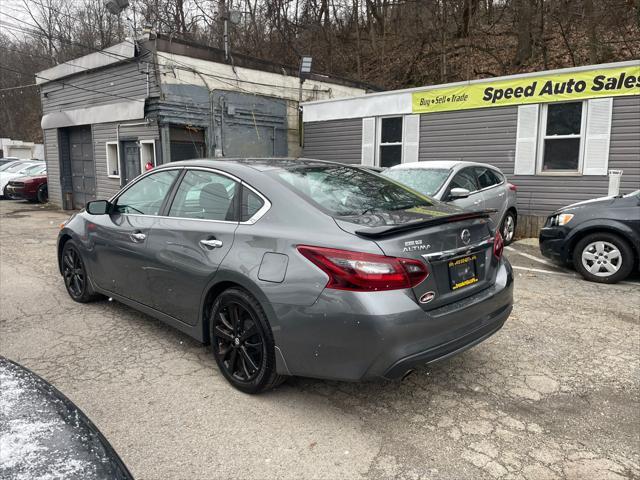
[302,60,640,234]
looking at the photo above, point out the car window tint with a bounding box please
[271,165,436,217]
[475,167,502,189]
[115,170,179,215]
[241,188,265,222]
[449,169,478,192]
[169,170,238,221]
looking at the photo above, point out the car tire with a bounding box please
[573,232,634,284]
[210,288,286,394]
[500,211,517,246]
[2,185,11,200]
[61,241,101,303]
[37,184,48,203]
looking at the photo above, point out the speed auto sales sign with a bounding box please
[412,64,640,114]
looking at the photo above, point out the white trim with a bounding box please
[106,141,120,179]
[302,60,640,122]
[139,139,157,172]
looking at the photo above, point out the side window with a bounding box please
[169,170,238,221]
[541,101,584,172]
[114,170,179,215]
[241,188,265,222]
[449,169,478,193]
[475,167,502,189]
[378,117,403,168]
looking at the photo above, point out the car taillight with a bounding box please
[507,183,517,191]
[297,245,429,291]
[493,231,504,259]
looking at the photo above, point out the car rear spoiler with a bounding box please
[354,209,497,239]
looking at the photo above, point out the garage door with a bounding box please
[69,126,95,209]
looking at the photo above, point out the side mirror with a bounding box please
[449,187,471,199]
[86,200,112,215]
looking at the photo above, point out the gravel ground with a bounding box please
[1,200,639,480]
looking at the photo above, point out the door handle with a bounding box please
[200,238,223,249]
[498,192,505,197]
[130,232,146,242]
[473,200,482,205]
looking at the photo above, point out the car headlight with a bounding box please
[548,213,574,226]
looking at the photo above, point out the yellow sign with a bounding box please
[412,65,640,113]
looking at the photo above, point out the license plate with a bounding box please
[448,255,478,290]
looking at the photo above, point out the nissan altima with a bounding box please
[58,159,513,393]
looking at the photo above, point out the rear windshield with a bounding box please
[383,168,451,196]
[269,165,437,217]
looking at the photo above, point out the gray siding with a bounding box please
[43,129,62,206]
[92,121,160,199]
[610,96,640,193]
[303,119,362,164]
[419,106,518,174]
[40,59,157,115]
[418,99,640,216]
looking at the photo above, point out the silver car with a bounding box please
[384,161,518,244]
[58,159,513,393]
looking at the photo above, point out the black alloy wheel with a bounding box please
[210,288,285,393]
[61,242,100,303]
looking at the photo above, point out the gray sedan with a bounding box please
[58,159,513,393]
[384,161,518,244]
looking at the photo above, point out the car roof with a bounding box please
[155,157,369,173]
[388,160,501,171]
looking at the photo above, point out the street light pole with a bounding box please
[298,56,312,148]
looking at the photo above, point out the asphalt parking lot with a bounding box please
[1,199,639,480]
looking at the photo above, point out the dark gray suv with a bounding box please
[58,159,513,393]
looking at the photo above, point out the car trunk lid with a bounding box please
[335,209,499,310]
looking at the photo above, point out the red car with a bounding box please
[6,173,48,203]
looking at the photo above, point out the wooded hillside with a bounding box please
[1,0,638,142]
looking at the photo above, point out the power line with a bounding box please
[3,9,332,95]
[0,39,151,86]
[0,83,38,92]
[0,64,145,103]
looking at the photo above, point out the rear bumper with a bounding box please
[383,303,510,379]
[271,258,514,381]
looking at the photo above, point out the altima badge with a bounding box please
[419,291,436,304]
